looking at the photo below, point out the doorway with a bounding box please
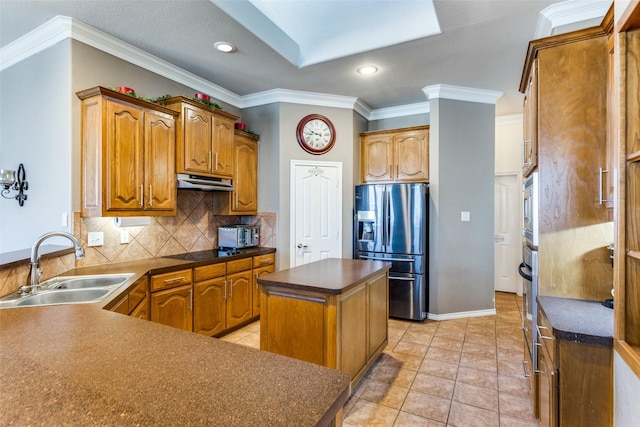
[494,173,521,294]
[290,160,342,267]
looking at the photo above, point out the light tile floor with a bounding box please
[221,291,537,426]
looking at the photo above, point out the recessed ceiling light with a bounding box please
[357,65,378,75]
[214,42,237,53]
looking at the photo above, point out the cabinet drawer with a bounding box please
[151,269,192,291]
[227,258,252,274]
[253,253,275,268]
[194,263,226,282]
[537,311,555,365]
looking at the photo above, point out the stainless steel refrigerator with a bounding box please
[354,183,429,321]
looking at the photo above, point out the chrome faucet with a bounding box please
[23,232,85,295]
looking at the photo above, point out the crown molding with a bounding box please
[239,88,360,110]
[422,84,502,105]
[368,102,430,121]
[0,15,242,106]
[534,0,610,38]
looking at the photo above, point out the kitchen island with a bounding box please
[0,256,350,426]
[258,258,390,389]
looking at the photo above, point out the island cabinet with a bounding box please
[77,86,179,217]
[360,126,429,184]
[213,130,259,215]
[159,96,238,178]
[108,276,149,320]
[252,253,275,317]
[258,258,390,388]
[537,297,613,427]
[225,258,253,329]
[150,269,193,332]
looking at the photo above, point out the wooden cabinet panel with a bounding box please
[194,263,226,282]
[360,126,429,184]
[130,296,149,320]
[361,134,393,182]
[367,273,388,358]
[105,99,144,211]
[111,294,129,315]
[77,86,178,217]
[212,116,235,177]
[193,277,226,336]
[253,253,275,268]
[182,105,212,174]
[226,270,252,328]
[395,130,429,182]
[339,284,368,380]
[150,284,192,332]
[144,110,177,212]
[262,289,329,366]
[522,59,538,178]
[537,343,557,427]
[227,258,252,275]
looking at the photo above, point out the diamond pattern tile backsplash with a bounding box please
[0,190,276,297]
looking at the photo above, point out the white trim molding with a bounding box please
[422,84,503,105]
[535,0,610,38]
[368,102,430,121]
[428,308,497,321]
[240,88,360,110]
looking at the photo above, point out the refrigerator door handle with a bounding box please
[360,255,415,262]
[384,186,390,249]
[389,276,415,281]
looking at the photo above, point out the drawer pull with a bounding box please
[522,359,532,378]
[163,276,185,284]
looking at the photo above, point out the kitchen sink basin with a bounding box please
[0,273,134,308]
[15,288,112,306]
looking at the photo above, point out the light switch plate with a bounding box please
[461,211,471,222]
[88,231,104,246]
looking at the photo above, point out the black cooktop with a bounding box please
[164,248,243,261]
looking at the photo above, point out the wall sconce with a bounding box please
[0,164,28,206]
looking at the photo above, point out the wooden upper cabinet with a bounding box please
[360,126,429,184]
[522,59,538,178]
[213,130,259,215]
[160,96,238,179]
[77,86,178,217]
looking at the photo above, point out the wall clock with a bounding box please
[296,114,336,155]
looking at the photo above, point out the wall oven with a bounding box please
[523,172,539,247]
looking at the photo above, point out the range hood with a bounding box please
[177,173,234,192]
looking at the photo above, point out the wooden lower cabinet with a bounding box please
[226,269,252,328]
[150,283,193,332]
[108,276,149,320]
[261,271,388,388]
[537,307,612,427]
[193,277,226,336]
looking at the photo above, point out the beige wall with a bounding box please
[495,114,523,175]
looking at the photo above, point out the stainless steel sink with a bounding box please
[0,273,134,308]
[15,288,112,306]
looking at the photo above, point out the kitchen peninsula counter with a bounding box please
[0,250,350,426]
[258,258,390,388]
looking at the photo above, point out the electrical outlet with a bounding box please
[461,211,471,222]
[120,229,129,244]
[88,231,104,246]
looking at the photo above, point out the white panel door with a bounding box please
[290,160,342,267]
[494,174,521,294]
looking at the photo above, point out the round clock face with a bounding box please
[296,114,336,155]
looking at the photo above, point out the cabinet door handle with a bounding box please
[189,289,193,311]
[214,152,219,171]
[255,273,258,289]
[223,280,227,300]
[229,279,233,298]
[148,185,153,207]
[163,276,185,284]
[207,151,212,171]
[599,167,613,205]
[234,192,239,209]
[522,359,531,378]
[139,185,144,207]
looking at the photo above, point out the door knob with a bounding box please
[297,243,308,248]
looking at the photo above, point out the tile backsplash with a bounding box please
[0,190,276,297]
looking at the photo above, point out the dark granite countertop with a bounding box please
[258,258,390,295]
[537,295,614,347]
[0,248,351,426]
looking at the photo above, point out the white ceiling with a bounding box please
[0,0,609,116]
